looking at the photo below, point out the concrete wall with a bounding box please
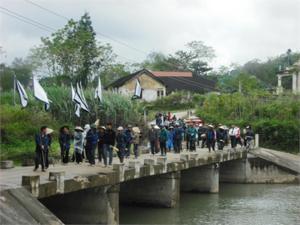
[220,157,299,184]
[181,165,219,193]
[0,188,63,225]
[120,172,180,208]
[39,185,119,225]
[117,73,166,101]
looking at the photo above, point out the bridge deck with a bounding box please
[0,147,244,198]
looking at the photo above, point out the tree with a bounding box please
[30,13,116,87]
[141,41,215,76]
[0,58,33,91]
[217,72,261,93]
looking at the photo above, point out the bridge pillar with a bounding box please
[120,171,180,208]
[180,164,219,193]
[39,184,119,225]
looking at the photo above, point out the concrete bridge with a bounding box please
[0,146,299,225]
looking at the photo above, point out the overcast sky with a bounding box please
[0,0,299,68]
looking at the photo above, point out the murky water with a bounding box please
[120,184,300,225]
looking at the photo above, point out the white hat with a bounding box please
[75,126,84,132]
[133,127,140,133]
[208,124,214,128]
[117,126,124,131]
[46,128,54,135]
[154,125,160,129]
[84,124,90,130]
[99,126,106,130]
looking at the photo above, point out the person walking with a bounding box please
[174,123,183,153]
[97,126,106,164]
[104,122,116,167]
[229,125,237,149]
[216,125,226,150]
[132,126,141,159]
[244,125,254,150]
[82,124,90,159]
[166,126,175,152]
[34,126,49,172]
[74,126,84,164]
[116,126,126,163]
[148,123,159,155]
[159,126,168,156]
[187,123,197,151]
[206,125,216,152]
[124,125,133,158]
[85,124,98,166]
[59,126,72,164]
[198,124,207,148]
[235,126,243,147]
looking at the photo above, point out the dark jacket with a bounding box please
[217,129,226,140]
[116,132,126,149]
[35,133,49,152]
[98,131,105,146]
[85,129,98,148]
[174,127,183,140]
[59,133,72,150]
[148,128,159,142]
[104,129,116,146]
[124,129,133,144]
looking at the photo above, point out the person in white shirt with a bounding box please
[229,125,237,149]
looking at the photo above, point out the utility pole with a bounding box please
[238,80,242,93]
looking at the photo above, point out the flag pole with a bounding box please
[13,72,16,106]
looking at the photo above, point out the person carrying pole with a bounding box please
[34,126,49,172]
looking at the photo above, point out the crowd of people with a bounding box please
[33,123,141,172]
[149,112,255,155]
[33,112,255,172]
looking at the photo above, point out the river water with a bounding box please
[120,184,300,225]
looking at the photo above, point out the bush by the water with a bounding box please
[196,92,300,153]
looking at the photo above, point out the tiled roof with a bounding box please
[151,71,192,77]
[106,69,216,93]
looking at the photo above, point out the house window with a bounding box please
[157,89,164,98]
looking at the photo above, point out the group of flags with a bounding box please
[15,76,142,117]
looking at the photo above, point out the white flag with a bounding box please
[76,83,89,112]
[16,80,28,107]
[33,77,50,110]
[79,82,88,106]
[75,103,80,117]
[94,77,103,103]
[133,79,142,99]
[71,84,81,117]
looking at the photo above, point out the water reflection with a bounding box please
[120,184,300,225]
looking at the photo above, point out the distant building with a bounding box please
[106,69,216,101]
[277,60,300,94]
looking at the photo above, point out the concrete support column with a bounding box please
[120,171,180,208]
[40,185,119,225]
[220,159,247,183]
[181,164,219,193]
[255,134,259,148]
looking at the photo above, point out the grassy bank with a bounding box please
[0,87,144,163]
